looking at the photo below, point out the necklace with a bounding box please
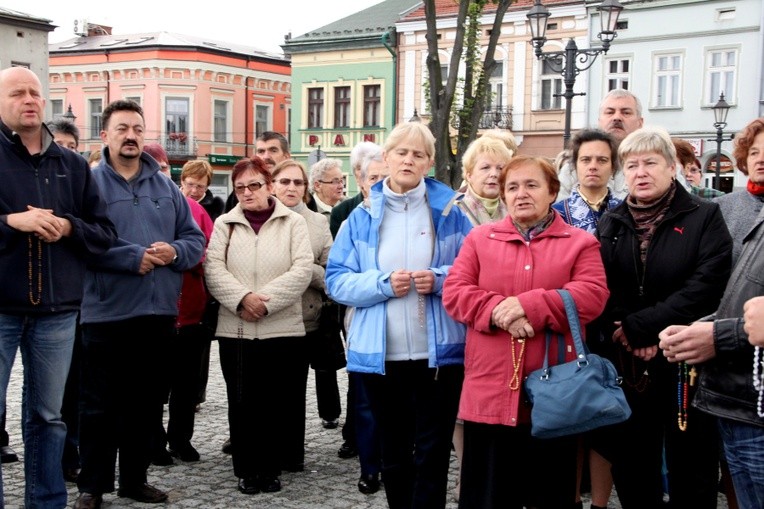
[28,235,42,305]
[618,352,649,392]
[508,336,527,391]
[677,362,689,431]
[754,347,764,418]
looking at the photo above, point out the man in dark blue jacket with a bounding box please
[0,66,116,509]
[74,100,205,509]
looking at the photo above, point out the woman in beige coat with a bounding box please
[204,157,313,496]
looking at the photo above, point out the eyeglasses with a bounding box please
[276,178,306,187]
[183,182,208,191]
[319,178,344,186]
[234,182,266,194]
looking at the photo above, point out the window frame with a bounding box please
[363,85,381,128]
[651,52,683,109]
[334,86,351,129]
[307,87,324,129]
[704,46,739,106]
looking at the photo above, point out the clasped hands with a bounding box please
[238,292,270,322]
[390,269,435,298]
[139,241,177,275]
[612,321,659,361]
[7,205,71,242]
[491,296,534,338]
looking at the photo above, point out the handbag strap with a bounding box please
[539,289,589,372]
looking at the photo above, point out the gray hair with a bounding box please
[600,89,643,119]
[350,141,380,174]
[309,158,343,189]
[359,146,384,182]
[47,118,80,145]
[618,126,676,166]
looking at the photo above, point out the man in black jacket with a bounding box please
[0,66,116,508]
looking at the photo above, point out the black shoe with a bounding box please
[258,475,281,493]
[358,473,380,495]
[321,419,339,429]
[221,437,232,454]
[0,445,18,464]
[151,448,174,466]
[117,483,168,503]
[337,441,358,459]
[237,477,259,495]
[63,467,81,483]
[73,492,102,509]
[169,444,200,462]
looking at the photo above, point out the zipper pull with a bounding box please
[434,367,439,381]
[404,196,409,211]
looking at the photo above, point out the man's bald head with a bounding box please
[0,67,45,134]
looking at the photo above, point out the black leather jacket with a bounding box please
[695,204,764,426]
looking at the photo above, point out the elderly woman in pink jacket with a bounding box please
[443,155,609,509]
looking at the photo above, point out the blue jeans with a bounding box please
[718,417,764,509]
[0,312,77,509]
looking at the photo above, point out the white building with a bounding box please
[585,0,763,191]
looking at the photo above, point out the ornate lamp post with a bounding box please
[62,104,77,122]
[710,93,733,191]
[527,0,623,146]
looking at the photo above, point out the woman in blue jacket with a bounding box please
[326,121,472,509]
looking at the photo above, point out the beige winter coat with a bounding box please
[204,199,313,340]
[290,202,333,332]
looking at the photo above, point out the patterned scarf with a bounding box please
[626,180,676,265]
[514,210,555,241]
[459,186,507,225]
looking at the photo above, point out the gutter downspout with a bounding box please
[381,30,397,126]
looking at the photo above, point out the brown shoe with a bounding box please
[73,492,102,509]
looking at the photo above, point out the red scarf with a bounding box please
[748,180,764,196]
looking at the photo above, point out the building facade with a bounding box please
[585,0,763,191]
[283,0,420,194]
[49,27,290,197]
[0,8,55,102]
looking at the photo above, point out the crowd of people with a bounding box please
[1,65,764,509]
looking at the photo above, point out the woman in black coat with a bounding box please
[594,127,732,509]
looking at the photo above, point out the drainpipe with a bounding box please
[381,30,397,126]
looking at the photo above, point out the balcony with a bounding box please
[161,133,197,158]
[451,106,513,131]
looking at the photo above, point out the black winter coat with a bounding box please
[597,184,732,352]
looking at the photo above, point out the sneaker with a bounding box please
[117,483,168,503]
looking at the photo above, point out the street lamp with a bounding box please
[62,104,76,122]
[409,109,421,123]
[710,92,734,191]
[527,0,623,146]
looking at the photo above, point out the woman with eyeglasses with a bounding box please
[204,156,313,495]
[271,159,338,471]
[310,158,345,216]
[180,160,225,222]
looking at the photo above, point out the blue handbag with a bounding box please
[524,289,631,439]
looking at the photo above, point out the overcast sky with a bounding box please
[1,0,385,53]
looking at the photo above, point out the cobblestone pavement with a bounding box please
[1,347,728,508]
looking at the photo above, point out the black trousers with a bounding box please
[458,421,578,509]
[61,323,81,470]
[361,360,462,509]
[78,316,174,494]
[593,359,720,509]
[166,324,209,450]
[218,335,307,478]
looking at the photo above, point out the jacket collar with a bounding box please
[224,196,291,226]
[486,211,572,242]
[97,146,161,182]
[609,182,698,227]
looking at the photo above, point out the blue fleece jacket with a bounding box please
[325,177,473,374]
[80,148,206,324]
[0,122,116,313]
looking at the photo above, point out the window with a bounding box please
[605,58,630,91]
[653,54,682,108]
[165,98,189,134]
[334,87,351,128]
[705,48,737,104]
[255,105,269,138]
[214,100,228,142]
[487,63,504,110]
[540,60,562,110]
[89,99,103,139]
[125,96,141,106]
[50,99,63,118]
[308,88,324,129]
[363,85,381,127]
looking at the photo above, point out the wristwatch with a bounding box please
[171,253,178,264]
